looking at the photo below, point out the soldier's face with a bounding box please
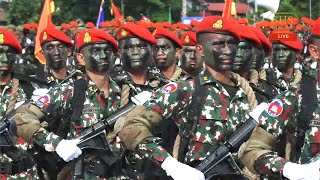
[82,43,114,73]
[233,41,254,72]
[198,33,237,71]
[120,37,151,72]
[0,45,16,77]
[180,45,203,75]
[42,40,68,71]
[251,46,265,70]
[153,37,177,70]
[272,43,296,71]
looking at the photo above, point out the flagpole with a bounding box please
[309,0,312,19]
[121,0,124,18]
[96,0,105,27]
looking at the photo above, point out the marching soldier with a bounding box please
[240,17,320,180]
[114,22,169,179]
[114,16,259,180]
[179,31,204,76]
[12,28,137,179]
[39,27,80,86]
[0,28,39,179]
[261,31,303,94]
[153,28,183,82]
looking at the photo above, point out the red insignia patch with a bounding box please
[161,82,177,94]
[267,99,283,117]
[36,95,50,108]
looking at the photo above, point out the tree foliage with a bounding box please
[5,0,320,26]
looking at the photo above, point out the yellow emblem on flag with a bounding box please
[0,34,4,44]
[43,31,48,41]
[184,35,190,44]
[203,76,208,81]
[84,32,91,43]
[212,19,223,30]
[50,1,55,13]
[121,29,127,37]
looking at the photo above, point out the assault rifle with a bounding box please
[196,116,258,180]
[72,102,137,179]
[0,110,17,148]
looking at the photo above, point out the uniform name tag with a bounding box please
[309,120,320,127]
[83,107,99,113]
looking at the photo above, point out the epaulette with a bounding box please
[62,70,84,84]
[180,76,193,81]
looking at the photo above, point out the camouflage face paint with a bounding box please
[42,40,68,70]
[120,37,151,73]
[272,43,297,71]
[153,37,177,70]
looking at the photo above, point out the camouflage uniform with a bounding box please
[113,67,169,178]
[113,67,167,98]
[0,80,39,179]
[240,83,320,179]
[24,76,130,179]
[120,69,252,165]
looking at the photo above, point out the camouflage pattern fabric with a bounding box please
[272,68,300,92]
[32,77,130,179]
[0,80,39,179]
[134,70,251,165]
[254,84,320,177]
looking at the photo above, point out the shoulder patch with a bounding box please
[161,82,178,94]
[267,99,283,117]
[36,94,50,108]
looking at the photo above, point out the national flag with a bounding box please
[141,14,151,23]
[222,0,233,19]
[110,1,124,25]
[35,0,55,64]
[96,0,105,27]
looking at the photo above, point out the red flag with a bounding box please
[222,0,233,19]
[110,2,124,26]
[34,0,55,64]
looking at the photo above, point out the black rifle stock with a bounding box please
[196,117,258,180]
[72,102,136,180]
[0,110,18,147]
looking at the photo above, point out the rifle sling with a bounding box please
[178,76,209,162]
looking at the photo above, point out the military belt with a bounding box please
[0,156,35,175]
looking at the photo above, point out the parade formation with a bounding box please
[0,0,319,179]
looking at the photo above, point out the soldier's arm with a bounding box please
[14,84,73,152]
[240,90,299,177]
[115,80,194,164]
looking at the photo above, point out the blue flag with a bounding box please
[96,0,105,27]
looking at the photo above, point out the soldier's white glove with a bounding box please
[249,102,268,122]
[161,156,205,180]
[131,91,152,105]
[31,88,49,102]
[282,160,320,180]
[56,139,82,162]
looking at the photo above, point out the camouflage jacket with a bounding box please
[268,68,301,93]
[33,76,122,153]
[113,67,168,97]
[253,83,320,177]
[301,57,318,79]
[138,70,251,164]
[0,79,38,179]
[46,69,81,88]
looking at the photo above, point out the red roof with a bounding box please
[208,3,251,14]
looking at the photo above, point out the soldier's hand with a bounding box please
[161,156,205,180]
[282,160,320,180]
[55,139,82,162]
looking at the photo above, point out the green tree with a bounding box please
[7,0,42,25]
